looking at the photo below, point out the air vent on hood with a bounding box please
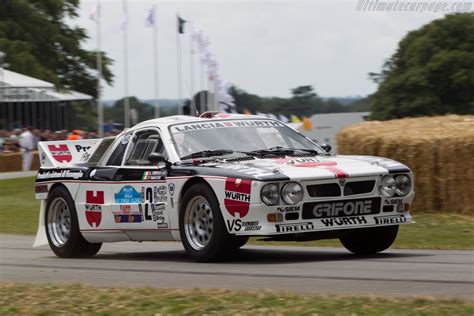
[223,157,256,163]
[307,183,341,197]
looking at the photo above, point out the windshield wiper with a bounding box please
[180,149,234,160]
[245,146,320,156]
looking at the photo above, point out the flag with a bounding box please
[89,1,101,22]
[278,114,290,123]
[177,14,186,34]
[290,115,301,123]
[145,5,155,28]
[303,116,313,131]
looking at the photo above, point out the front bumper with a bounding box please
[222,192,415,236]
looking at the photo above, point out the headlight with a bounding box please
[261,183,279,206]
[281,182,304,205]
[379,175,396,197]
[395,175,411,196]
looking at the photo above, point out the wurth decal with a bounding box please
[224,178,252,218]
[47,144,72,163]
[273,158,348,178]
[85,191,104,227]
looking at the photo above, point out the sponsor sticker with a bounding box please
[302,197,381,219]
[374,215,408,225]
[273,158,348,178]
[224,178,252,218]
[276,206,301,213]
[75,144,91,153]
[142,170,167,180]
[170,119,284,133]
[276,222,314,233]
[85,191,104,227]
[226,219,261,232]
[37,170,84,180]
[168,183,176,196]
[115,186,142,204]
[47,144,72,163]
[320,216,368,227]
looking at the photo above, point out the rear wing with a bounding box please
[38,139,102,168]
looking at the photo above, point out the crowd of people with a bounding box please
[0,127,122,171]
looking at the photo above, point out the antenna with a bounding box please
[184,81,200,116]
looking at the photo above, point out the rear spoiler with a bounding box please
[38,139,102,168]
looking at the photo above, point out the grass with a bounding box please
[1,283,473,315]
[1,177,473,249]
[0,177,40,235]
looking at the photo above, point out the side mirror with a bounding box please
[148,153,170,168]
[321,143,332,153]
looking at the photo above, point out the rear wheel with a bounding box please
[179,183,237,262]
[45,186,101,258]
[340,225,399,255]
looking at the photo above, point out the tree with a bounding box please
[0,0,113,98]
[370,13,474,120]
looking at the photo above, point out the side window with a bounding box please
[106,134,131,166]
[125,129,167,166]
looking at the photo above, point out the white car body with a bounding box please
[33,114,415,255]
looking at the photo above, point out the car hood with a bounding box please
[209,155,411,181]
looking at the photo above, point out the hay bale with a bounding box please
[337,115,474,212]
[0,152,40,172]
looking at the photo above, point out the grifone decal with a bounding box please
[302,197,381,219]
[85,191,104,227]
[224,178,252,218]
[47,144,72,163]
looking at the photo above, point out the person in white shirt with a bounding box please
[19,128,36,171]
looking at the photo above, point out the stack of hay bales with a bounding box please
[337,115,474,212]
[0,152,40,172]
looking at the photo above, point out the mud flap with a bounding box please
[33,200,48,247]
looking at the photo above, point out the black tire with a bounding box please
[231,236,250,249]
[45,186,102,258]
[339,225,399,255]
[179,183,236,262]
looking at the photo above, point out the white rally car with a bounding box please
[33,113,414,262]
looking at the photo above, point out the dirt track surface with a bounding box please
[1,234,473,299]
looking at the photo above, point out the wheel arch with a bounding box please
[179,177,215,207]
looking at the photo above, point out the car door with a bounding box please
[109,127,173,241]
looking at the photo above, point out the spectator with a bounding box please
[18,127,36,171]
[67,129,82,140]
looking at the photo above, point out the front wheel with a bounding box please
[339,225,399,255]
[179,183,237,262]
[45,186,102,258]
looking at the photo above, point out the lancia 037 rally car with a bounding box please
[33,113,414,262]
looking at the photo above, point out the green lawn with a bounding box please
[1,283,473,316]
[1,177,473,249]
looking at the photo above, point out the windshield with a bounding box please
[169,119,325,159]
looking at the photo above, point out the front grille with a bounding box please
[344,180,375,196]
[307,183,341,197]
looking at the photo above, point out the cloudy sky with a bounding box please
[75,0,452,100]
